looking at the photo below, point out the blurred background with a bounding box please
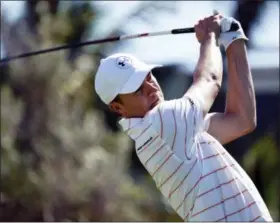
[1,0,279,221]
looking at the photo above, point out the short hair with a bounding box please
[111,95,122,104]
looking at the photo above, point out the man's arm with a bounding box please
[185,16,223,117]
[205,39,256,145]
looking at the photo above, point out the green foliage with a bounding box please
[243,135,280,221]
[0,1,178,221]
[3,1,277,221]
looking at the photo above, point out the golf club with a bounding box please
[0,22,239,64]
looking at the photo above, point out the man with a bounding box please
[94,14,273,222]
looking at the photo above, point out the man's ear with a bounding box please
[108,101,125,116]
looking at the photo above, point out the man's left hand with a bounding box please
[218,17,249,50]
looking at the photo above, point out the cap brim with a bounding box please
[119,64,162,94]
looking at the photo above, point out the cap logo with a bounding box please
[116,56,132,69]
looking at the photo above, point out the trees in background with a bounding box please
[1,0,278,221]
[0,1,181,221]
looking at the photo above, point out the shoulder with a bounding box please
[147,96,201,121]
[144,96,204,136]
[144,98,189,132]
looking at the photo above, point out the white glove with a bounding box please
[218,17,249,51]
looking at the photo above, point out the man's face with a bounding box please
[109,72,164,118]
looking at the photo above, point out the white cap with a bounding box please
[94,53,161,104]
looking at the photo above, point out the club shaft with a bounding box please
[0,27,195,63]
[0,22,239,63]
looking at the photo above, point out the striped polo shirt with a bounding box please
[119,96,273,222]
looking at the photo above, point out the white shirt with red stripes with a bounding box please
[119,96,273,222]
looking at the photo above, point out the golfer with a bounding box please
[94,14,273,222]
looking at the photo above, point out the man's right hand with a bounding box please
[194,14,223,44]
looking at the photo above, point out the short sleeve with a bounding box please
[149,95,205,159]
[203,113,211,132]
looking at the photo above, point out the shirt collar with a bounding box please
[119,117,143,132]
[120,117,151,140]
[118,105,158,139]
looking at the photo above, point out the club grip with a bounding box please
[172,22,239,35]
[172,27,195,34]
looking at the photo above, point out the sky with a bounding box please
[1,1,279,70]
